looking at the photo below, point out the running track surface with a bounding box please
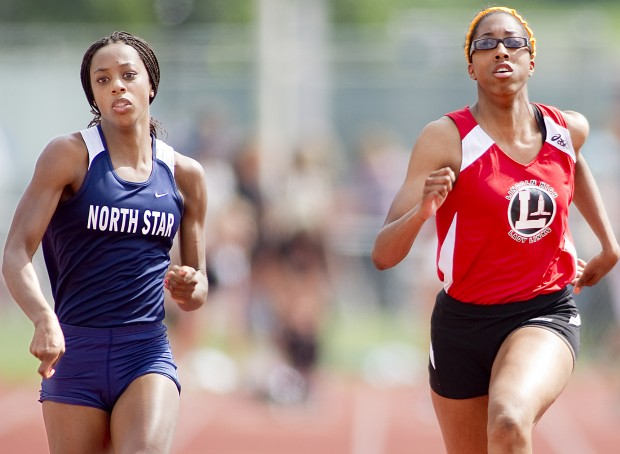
[1,367,618,453]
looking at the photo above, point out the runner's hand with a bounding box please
[573,250,619,294]
[165,265,201,308]
[419,167,455,220]
[31,315,65,379]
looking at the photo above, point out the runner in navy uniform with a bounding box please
[2,31,209,453]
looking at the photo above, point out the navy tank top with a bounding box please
[42,125,183,327]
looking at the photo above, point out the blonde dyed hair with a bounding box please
[464,6,536,63]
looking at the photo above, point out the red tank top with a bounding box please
[436,104,577,305]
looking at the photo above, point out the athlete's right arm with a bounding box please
[371,116,460,270]
[2,133,87,378]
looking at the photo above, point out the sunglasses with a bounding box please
[469,37,530,56]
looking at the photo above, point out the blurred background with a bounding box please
[2,0,620,452]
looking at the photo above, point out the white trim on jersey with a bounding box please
[155,139,175,175]
[80,126,105,169]
[461,125,494,172]
[543,117,576,162]
[80,126,176,175]
[438,212,457,292]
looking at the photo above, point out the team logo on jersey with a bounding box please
[506,180,557,244]
[86,204,176,237]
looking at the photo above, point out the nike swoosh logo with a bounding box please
[155,192,168,198]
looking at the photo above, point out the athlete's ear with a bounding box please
[529,59,535,77]
[468,63,477,81]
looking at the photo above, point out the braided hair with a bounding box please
[80,31,163,137]
[464,6,536,64]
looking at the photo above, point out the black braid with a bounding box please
[80,31,164,137]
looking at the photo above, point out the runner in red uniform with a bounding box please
[372,6,620,453]
[438,103,577,304]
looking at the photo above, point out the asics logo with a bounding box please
[155,192,168,198]
[551,134,567,148]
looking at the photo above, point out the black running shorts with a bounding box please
[428,287,580,399]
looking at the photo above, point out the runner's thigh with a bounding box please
[110,373,180,454]
[43,401,111,454]
[489,326,574,423]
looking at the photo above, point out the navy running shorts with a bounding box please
[428,287,580,399]
[40,322,181,412]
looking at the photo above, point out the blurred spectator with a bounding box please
[164,107,246,382]
[332,127,436,317]
[165,123,340,404]
[249,140,337,404]
[207,195,259,353]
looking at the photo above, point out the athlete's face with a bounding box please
[89,43,153,128]
[467,14,535,90]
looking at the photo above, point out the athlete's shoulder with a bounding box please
[534,103,588,153]
[174,151,206,182]
[411,115,462,175]
[533,103,587,127]
[424,113,462,135]
[44,131,86,153]
[415,115,461,152]
[559,109,588,131]
[32,131,88,190]
[40,131,87,166]
[541,104,588,152]
[444,105,472,121]
[441,106,478,139]
[562,110,589,153]
[172,151,207,216]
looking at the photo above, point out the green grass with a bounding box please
[319,306,426,374]
[0,303,428,385]
[3,301,608,389]
[0,309,40,385]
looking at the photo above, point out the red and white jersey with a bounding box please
[436,104,577,305]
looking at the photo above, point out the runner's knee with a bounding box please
[487,401,531,450]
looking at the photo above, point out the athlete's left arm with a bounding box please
[164,153,209,311]
[565,110,620,293]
